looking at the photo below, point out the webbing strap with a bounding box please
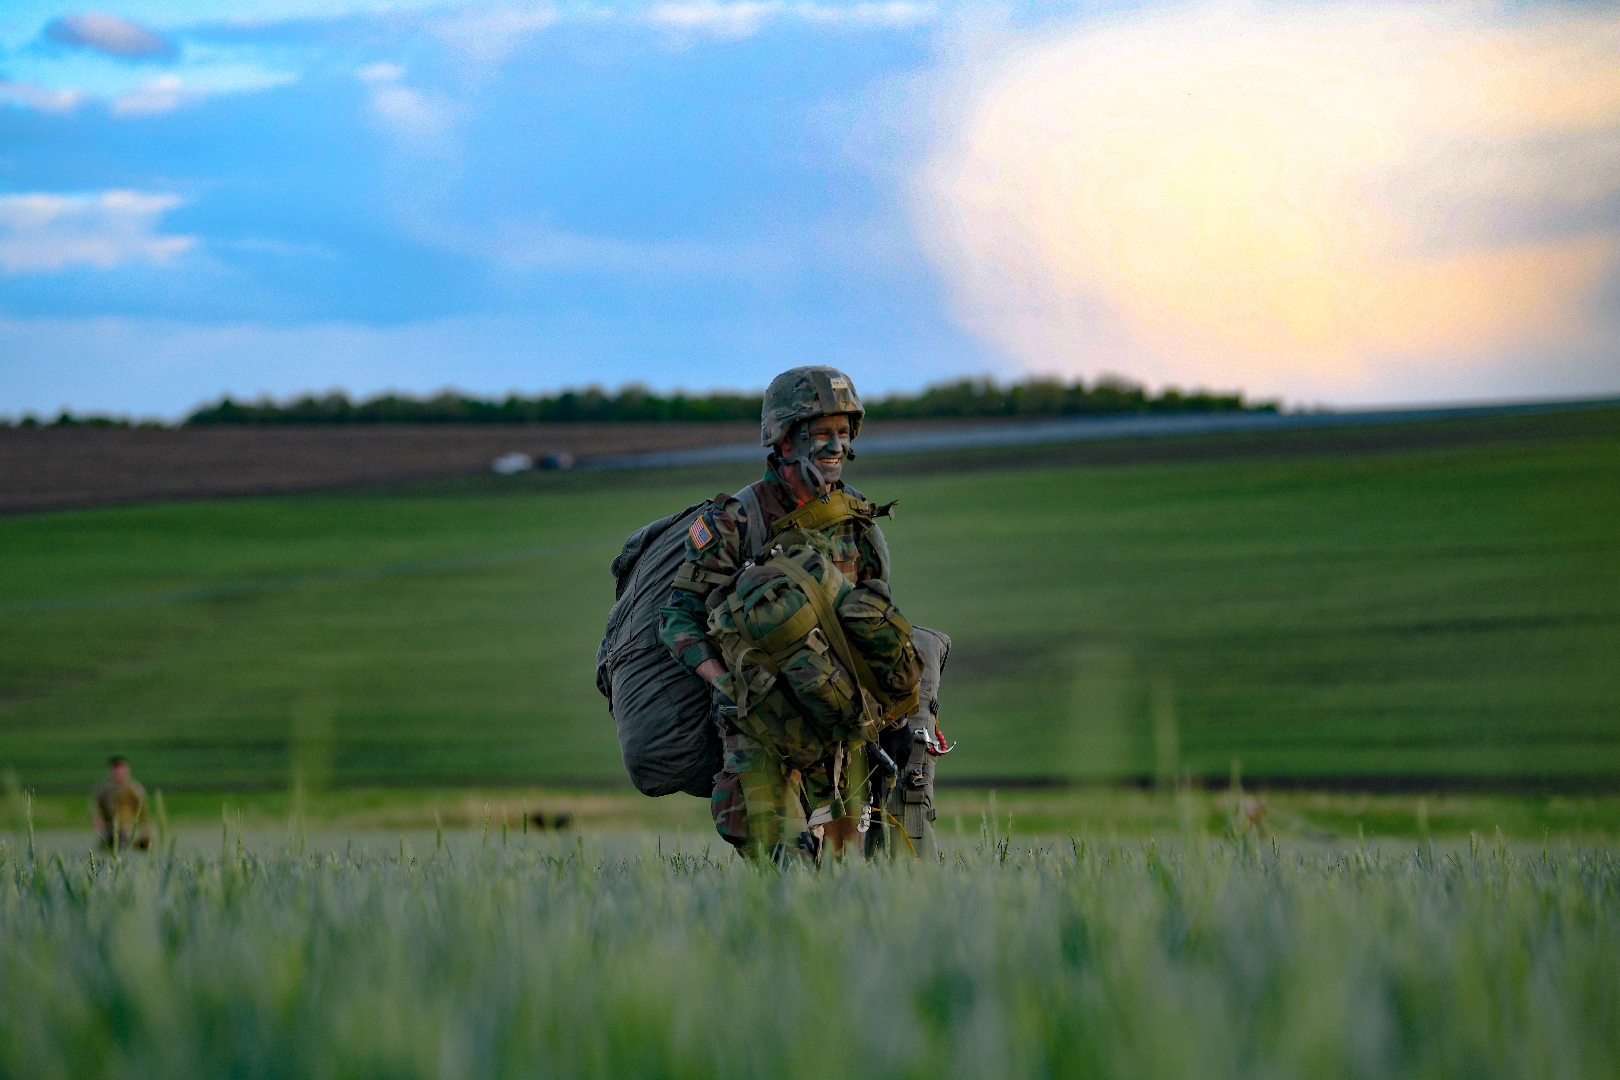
[753,601,818,657]
[736,483,767,563]
[672,562,735,593]
[721,595,768,715]
[773,557,888,710]
[882,809,918,859]
[770,489,869,537]
[724,590,815,667]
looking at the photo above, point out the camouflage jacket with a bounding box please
[657,465,890,675]
[92,778,148,829]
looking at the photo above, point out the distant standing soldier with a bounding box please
[659,366,918,862]
[92,756,151,850]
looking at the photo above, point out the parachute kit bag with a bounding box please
[595,502,723,798]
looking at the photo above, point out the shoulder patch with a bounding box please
[688,514,716,550]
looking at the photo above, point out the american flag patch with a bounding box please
[688,516,715,549]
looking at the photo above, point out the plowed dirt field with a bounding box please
[0,423,758,512]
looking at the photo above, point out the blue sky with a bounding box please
[2,1,1618,418]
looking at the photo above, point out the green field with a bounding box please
[2,408,1617,793]
[11,785,1620,848]
[2,831,1617,1079]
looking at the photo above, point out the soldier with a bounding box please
[659,366,909,863]
[91,755,151,851]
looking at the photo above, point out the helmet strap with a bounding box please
[791,425,831,501]
[773,419,855,504]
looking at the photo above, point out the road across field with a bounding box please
[584,396,1620,469]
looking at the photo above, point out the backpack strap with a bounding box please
[769,489,871,537]
[773,557,918,725]
[670,562,736,594]
[736,483,768,564]
[740,484,887,563]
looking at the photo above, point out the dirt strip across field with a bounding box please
[2,419,1046,512]
[0,422,761,513]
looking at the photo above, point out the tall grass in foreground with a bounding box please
[1,834,1616,1079]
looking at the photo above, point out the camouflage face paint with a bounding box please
[792,420,852,494]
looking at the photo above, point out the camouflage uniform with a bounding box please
[657,365,917,861]
[92,776,151,850]
[659,464,895,860]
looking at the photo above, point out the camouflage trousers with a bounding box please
[96,828,150,852]
[710,722,866,864]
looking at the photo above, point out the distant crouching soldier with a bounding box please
[92,756,151,850]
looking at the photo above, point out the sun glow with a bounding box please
[919,5,1620,399]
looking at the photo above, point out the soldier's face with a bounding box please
[110,762,130,783]
[786,415,852,482]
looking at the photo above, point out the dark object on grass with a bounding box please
[529,811,573,831]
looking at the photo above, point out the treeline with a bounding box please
[3,377,1274,429]
[179,377,1270,425]
[186,387,763,425]
[2,413,165,429]
[864,378,1269,420]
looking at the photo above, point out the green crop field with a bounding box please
[2,407,1617,793]
[2,829,1617,1080]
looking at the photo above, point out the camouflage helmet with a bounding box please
[761,366,864,447]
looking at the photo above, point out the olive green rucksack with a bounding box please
[597,500,724,798]
[706,532,921,769]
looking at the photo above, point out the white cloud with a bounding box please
[434,6,559,67]
[649,1,777,38]
[915,3,1620,402]
[43,13,176,60]
[0,77,84,113]
[648,1,933,39]
[370,84,454,143]
[104,68,299,117]
[0,191,195,274]
[358,62,405,85]
[795,2,934,29]
[356,63,454,149]
[111,74,194,116]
